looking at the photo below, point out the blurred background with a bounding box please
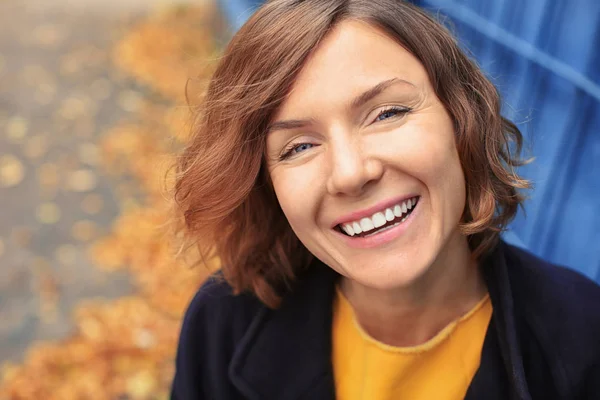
[0,0,221,398]
[0,0,598,399]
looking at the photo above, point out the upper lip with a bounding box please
[331,195,419,228]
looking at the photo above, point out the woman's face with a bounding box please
[266,20,467,290]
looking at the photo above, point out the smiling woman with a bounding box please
[170,1,600,399]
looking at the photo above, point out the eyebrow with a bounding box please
[267,77,414,133]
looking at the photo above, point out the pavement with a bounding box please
[0,0,177,364]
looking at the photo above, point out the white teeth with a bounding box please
[385,208,395,221]
[360,217,375,232]
[342,223,354,236]
[372,212,386,228]
[363,221,400,237]
[338,196,419,237]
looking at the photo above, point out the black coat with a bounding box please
[170,241,600,399]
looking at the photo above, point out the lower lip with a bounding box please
[333,200,419,249]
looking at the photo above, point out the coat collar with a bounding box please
[228,262,338,400]
[466,241,532,400]
[229,241,532,400]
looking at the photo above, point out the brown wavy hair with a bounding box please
[173,0,530,308]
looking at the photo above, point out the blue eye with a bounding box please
[280,143,314,160]
[375,106,411,122]
[294,143,313,153]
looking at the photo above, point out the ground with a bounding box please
[0,1,220,398]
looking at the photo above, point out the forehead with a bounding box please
[274,20,431,118]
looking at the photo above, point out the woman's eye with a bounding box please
[374,106,411,122]
[293,143,313,154]
[280,143,314,160]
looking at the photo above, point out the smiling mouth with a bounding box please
[336,196,420,238]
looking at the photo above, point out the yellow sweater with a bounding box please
[332,288,492,400]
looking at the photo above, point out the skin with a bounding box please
[265,20,487,347]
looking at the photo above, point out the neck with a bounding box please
[339,231,487,347]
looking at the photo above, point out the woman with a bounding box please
[170,1,600,399]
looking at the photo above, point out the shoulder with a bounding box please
[503,243,600,323]
[501,243,600,389]
[171,271,264,398]
[179,271,263,339]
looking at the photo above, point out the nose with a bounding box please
[326,134,383,197]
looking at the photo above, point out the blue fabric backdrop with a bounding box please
[216,0,600,282]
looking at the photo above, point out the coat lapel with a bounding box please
[229,261,338,400]
[467,242,532,400]
[464,317,511,400]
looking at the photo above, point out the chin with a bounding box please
[341,250,437,291]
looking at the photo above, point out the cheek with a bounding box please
[382,122,458,176]
[269,165,322,233]
[420,134,466,221]
[382,121,466,214]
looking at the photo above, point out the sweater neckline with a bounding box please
[335,285,491,353]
